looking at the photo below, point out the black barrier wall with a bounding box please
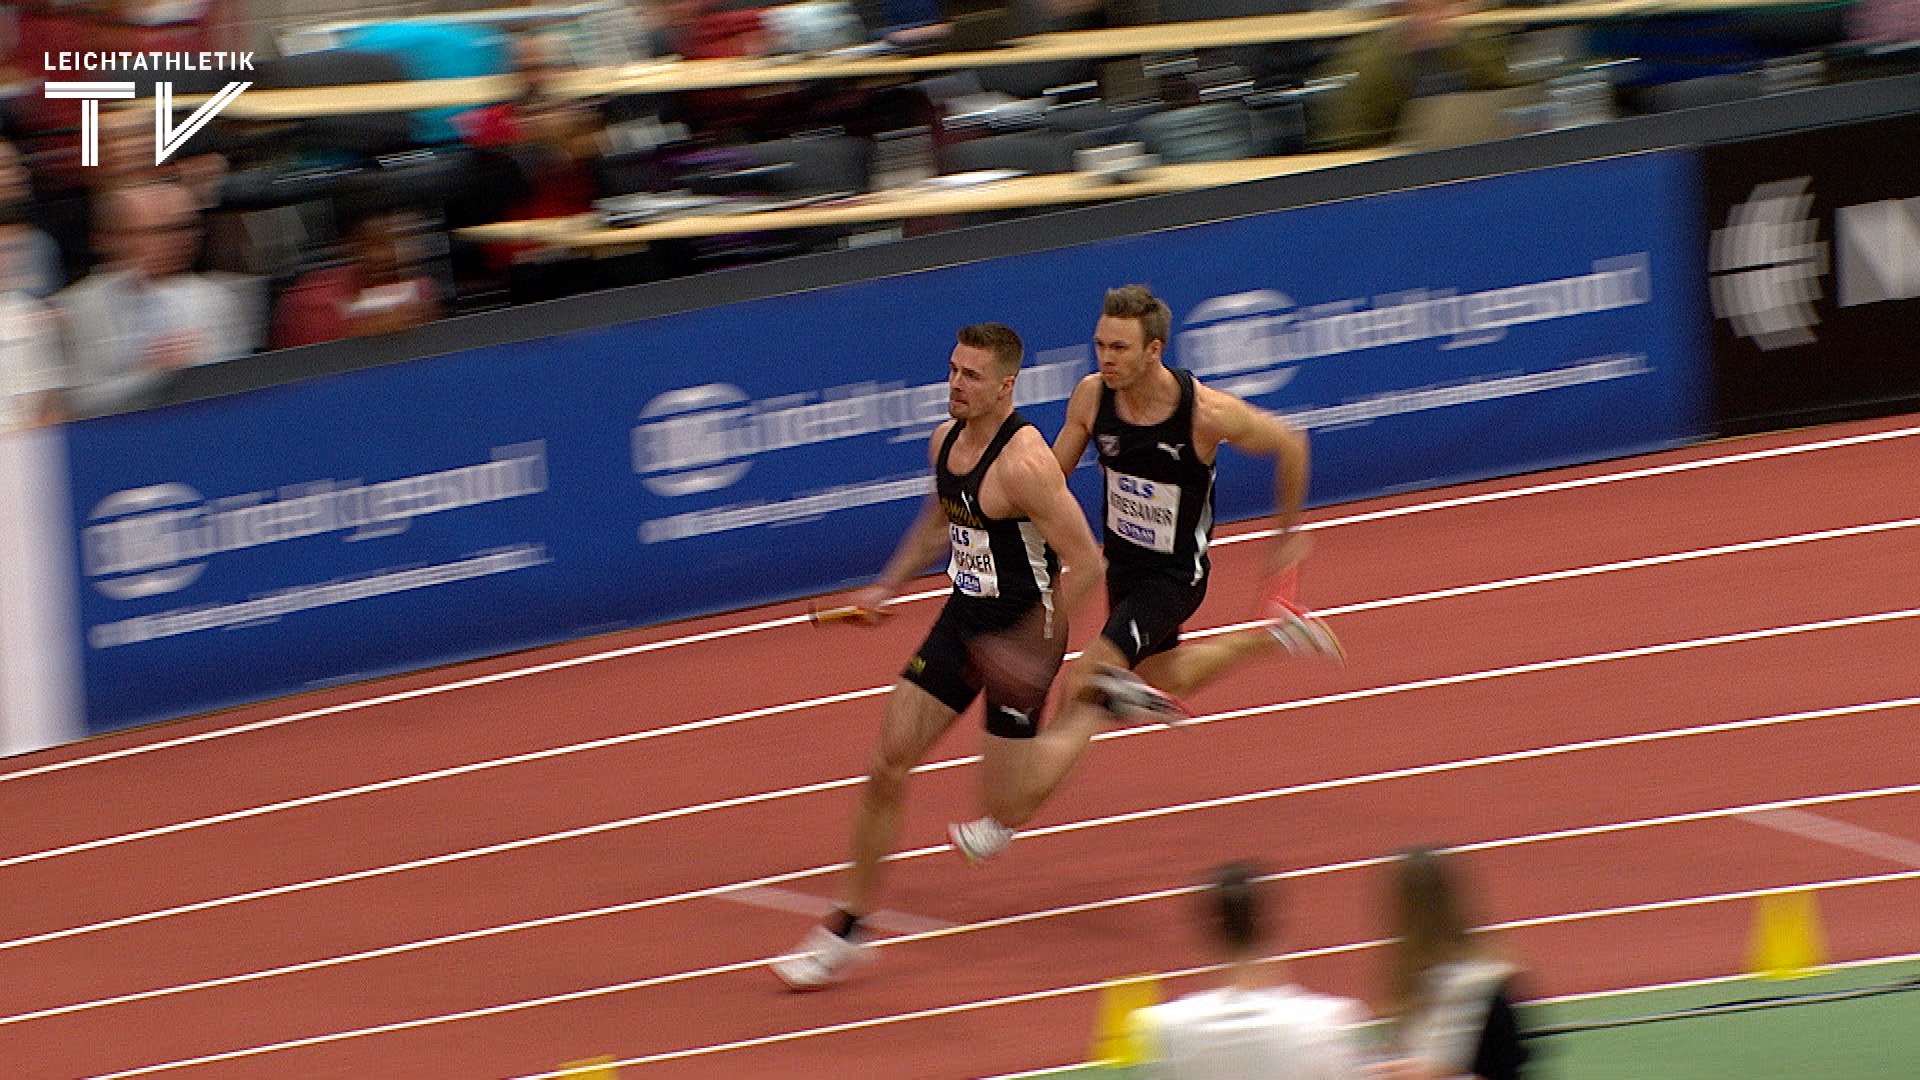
[1704,112,1920,434]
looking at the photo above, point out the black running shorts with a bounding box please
[1101,564,1208,668]
[903,594,1065,740]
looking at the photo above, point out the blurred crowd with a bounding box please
[0,0,1909,425]
[1131,848,1532,1080]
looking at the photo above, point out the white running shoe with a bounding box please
[949,816,1016,865]
[1266,608,1346,665]
[1089,665,1192,726]
[770,926,871,991]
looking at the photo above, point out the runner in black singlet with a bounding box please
[944,285,1344,867]
[1066,284,1343,684]
[772,323,1107,990]
[905,410,1065,740]
[1091,364,1217,665]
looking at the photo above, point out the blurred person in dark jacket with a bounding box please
[455,31,611,301]
[1317,0,1511,149]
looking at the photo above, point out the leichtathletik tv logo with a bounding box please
[41,49,254,166]
[1709,176,1829,351]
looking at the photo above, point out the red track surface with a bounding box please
[3,416,1918,1080]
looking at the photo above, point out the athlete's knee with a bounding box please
[1057,638,1128,707]
[1134,649,1191,696]
[865,740,917,801]
[1084,634,1129,667]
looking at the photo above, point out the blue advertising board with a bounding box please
[61,149,1710,733]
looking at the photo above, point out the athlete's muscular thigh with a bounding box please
[874,678,959,774]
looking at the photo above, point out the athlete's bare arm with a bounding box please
[1051,375,1104,478]
[987,425,1104,627]
[849,420,961,622]
[1196,385,1313,571]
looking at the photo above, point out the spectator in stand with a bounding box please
[0,5,23,90]
[0,136,62,297]
[32,103,228,281]
[1316,0,1511,149]
[35,104,161,283]
[586,0,675,62]
[1,202,66,430]
[1372,846,1532,1080]
[457,31,611,302]
[93,102,229,221]
[52,180,245,417]
[332,18,512,147]
[271,198,442,349]
[661,0,809,139]
[458,30,606,213]
[1128,861,1374,1080]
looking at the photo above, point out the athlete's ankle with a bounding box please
[829,908,865,940]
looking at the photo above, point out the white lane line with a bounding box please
[81,864,1920,1080]
[11,421,1915,786]
[6,610,1917,954]
[1742,809,1920,869]
[0,618,837,786]
[1223,421,1920,542]
[10,514,1916,870]
[0,686,892,871]
[722,887,956,937]
[9,702,1919,1028]
[960,697,1920,851]
[1194,607,1920,730]
[1312,517,1920,620]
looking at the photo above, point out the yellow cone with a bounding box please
[1747,890,1827,980]
[1089,974,1162,1068]
[556,1055,619,1079]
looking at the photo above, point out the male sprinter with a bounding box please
[948,285,1343,864]
[772,323,1107,990]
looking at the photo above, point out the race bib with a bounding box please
[1106,470,1181,554]
[948,522,1000,597]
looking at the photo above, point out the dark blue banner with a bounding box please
[63,149,1710,732]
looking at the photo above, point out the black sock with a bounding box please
[829,909,863,940]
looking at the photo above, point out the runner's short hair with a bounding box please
[1206,860,1270,953]
[1102,285,1172,347]
[957,322,1025,376]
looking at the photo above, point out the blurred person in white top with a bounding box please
[1130,861,1373,1080]
[0,203,64,430]
[52,180,242,417]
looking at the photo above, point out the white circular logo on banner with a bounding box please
[1178,290,1302,400]
[84,483,208,599]
[632,384,755,496]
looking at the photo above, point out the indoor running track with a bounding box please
[4,415,1919,1080]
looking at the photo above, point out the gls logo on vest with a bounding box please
[42,50,255,166]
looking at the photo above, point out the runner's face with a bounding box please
[1094,315,1162,389]
[948,343,1011,420]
